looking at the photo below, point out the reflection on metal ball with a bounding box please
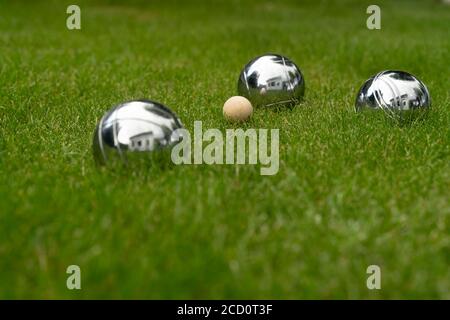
[355,70,431,121]
[238,54,305,107]
[93,99,183,166]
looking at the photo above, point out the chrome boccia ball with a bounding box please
[238,54,305,107]
[355,70,431,121]
[93,99,184,166]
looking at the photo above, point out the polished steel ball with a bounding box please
[93,99,183,166]
[238,54,305,107]
[355,70,431,120]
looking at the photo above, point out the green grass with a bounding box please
[0,0,449,299]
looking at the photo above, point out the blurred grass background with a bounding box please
[0,0,449,298]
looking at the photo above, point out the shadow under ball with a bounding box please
[238,54,305,107]
[93,99,184,166]
[355,70,431,121]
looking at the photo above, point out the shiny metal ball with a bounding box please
[355,70,431,120]
[93,99,183,166]
[238,54,305,107]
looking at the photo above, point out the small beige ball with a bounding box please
[223,96,253,122]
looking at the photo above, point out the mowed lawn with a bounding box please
[0,0,449,299]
